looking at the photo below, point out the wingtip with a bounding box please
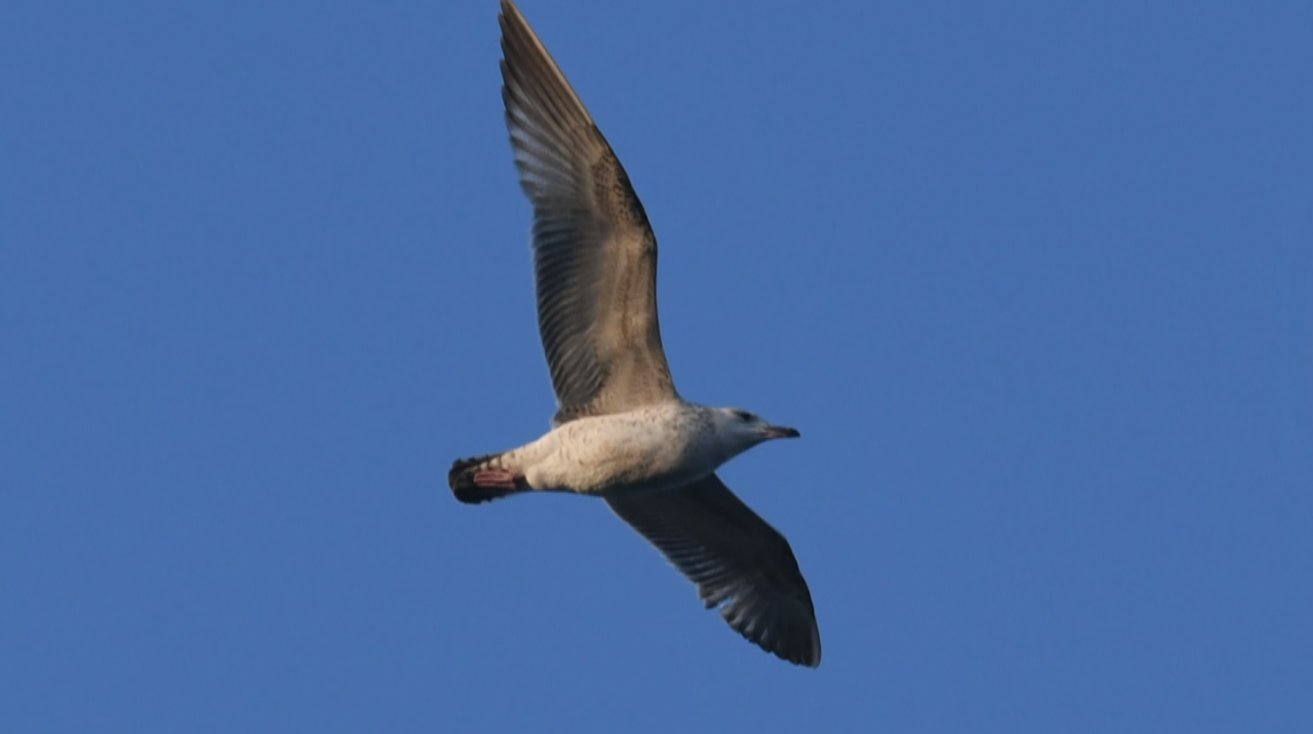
[767,625,823,668]
[803,634,822,668]
[498,0,525,32]
[802,617,822,667]
[777,638,822,668]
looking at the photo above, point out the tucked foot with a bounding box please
[472,468,523,489]
[449,454,528,505]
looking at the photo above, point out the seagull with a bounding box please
[450,0,821,667]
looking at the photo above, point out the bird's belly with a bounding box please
[529,419,712,495]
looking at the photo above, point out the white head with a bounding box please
[710,407,801,458]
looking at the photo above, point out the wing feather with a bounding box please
[500,1,677,422]
[606,474,822,667]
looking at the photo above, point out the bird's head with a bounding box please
[712,407,801,455]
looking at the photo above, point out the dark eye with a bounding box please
[733,410,753,422]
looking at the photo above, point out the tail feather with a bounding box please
[448,452,526,504]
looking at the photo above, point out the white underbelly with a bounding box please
[525,411,714,494]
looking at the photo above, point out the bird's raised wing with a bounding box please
[500,0,677,423]
[605,474,822,667]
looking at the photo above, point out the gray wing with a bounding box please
[499,1,677,423]
[606,474,822,667]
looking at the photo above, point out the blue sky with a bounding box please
[3,0,1311,731]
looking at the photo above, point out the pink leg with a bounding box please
[472,468,523,490]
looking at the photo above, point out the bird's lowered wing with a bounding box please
[605,473,822,667]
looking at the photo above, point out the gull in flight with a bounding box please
[450,0,821,667]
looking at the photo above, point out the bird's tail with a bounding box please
[448,452,529,504]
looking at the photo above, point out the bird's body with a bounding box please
[454,403,716,497]
[451,401,802,499]
[449,0,822,667]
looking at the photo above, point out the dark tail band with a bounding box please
[448,453,525,504]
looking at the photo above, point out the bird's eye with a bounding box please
[733,410,753,422]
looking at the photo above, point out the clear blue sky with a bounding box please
[3,1,1310,731]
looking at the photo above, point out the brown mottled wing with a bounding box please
[499,1,677,423]
[605,474,822,667]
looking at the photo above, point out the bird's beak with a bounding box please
[762,425,801,440]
